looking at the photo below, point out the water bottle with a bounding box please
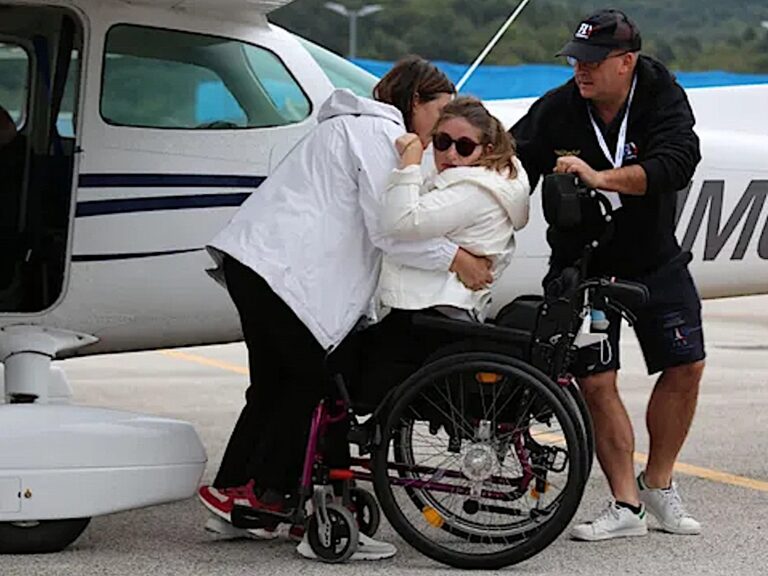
[590,308,610,331]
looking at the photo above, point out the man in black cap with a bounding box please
[512,9,704,541]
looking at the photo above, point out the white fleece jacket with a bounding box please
[379,157,530,319]
[207,89,459,349]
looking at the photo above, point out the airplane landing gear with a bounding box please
[0,518,91,554]
[0,326,206,554]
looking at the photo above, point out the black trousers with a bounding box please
[344,309,458,407]
[214,256,463,493]
[213,256,352,494]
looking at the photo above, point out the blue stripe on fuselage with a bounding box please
[75,173,262,217]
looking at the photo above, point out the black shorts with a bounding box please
[570,258,706,377]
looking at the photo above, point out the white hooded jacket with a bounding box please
[207,89,458,349]
[379,158,530,319]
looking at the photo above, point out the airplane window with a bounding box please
[296,37,377,98]
[245,48,310,122]
[56,51,80,138]
[101,25,310,130]
[0,42,30,127]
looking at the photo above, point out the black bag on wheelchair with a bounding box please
[494,289,578,380]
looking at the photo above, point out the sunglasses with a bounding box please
[432,132,482,158]
[566,51,630,69]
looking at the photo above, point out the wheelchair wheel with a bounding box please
[391,372,591,545]
[563,381,595,479]
[307,503,359,563]
[349,487,381,537]
[373,352,586,569]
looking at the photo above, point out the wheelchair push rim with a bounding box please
[372,352,587,570]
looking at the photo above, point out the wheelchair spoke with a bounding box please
[375,355,585,566]
[417,389,476,440]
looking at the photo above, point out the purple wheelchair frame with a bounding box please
[300,396,540,504]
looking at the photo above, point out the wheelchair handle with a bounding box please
[579,277,649,310]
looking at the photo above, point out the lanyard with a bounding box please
[587,75,637,210]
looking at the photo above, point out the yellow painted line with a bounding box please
[160,349,768,493]
[525,434,768,493]
[531,431,567,443]
[633,452,768,493]
[159,349,248,375]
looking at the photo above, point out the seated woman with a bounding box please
[381,96,529,319]
[356,97,530,403]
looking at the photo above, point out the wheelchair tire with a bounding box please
[373,352,586,569]
[564,381,595,480]
[307,504,359,563]
[391,359,592,544]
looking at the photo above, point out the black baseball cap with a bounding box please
[557,9,642,63]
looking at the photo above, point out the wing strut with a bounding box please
[456,0,533,92]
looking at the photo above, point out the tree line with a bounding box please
[271,0,768,73]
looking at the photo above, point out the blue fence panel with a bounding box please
[352,58,768,100]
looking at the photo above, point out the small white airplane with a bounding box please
[0,0,766,554]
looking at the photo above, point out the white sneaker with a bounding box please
[571,501,648,541]
[296,532,397,561]
[638,473,701,535]
[204,515,279,540]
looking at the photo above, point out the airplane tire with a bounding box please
[0,518,90,554]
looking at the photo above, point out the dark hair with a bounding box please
[374,55,455,131]
[435,97,518,178]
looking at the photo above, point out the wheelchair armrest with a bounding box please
[412,313,531,347]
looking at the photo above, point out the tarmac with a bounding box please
[2,296,767,575]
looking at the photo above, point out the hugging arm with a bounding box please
[355,126,459,271]
[381,166,482,241]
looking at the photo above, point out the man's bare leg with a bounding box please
[643,360,704,488]
[579,370,639,505]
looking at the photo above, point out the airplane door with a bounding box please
[0,5,83,314]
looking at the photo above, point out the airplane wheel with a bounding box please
[0,518,90,554]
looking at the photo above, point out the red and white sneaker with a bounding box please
[197,480,261,523]
[197,480,283,523]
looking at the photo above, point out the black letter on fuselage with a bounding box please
[760,209,768,260]
[681,180,768,260]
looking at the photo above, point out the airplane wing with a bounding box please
[122,0,295,15]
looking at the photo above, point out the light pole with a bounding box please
[324,2,383,59]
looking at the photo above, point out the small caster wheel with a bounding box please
[307,503,359,563]
[349,487,380,537]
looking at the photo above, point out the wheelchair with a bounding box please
[232,174,649,569]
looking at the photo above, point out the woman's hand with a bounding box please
[395,133,424,168]
[450,248,493,291]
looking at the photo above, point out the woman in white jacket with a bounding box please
[198,58,494,558]
[357,97,530,404]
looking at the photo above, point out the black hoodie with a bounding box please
[511,55,701,279]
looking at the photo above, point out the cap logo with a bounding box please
[575,23,593,39]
